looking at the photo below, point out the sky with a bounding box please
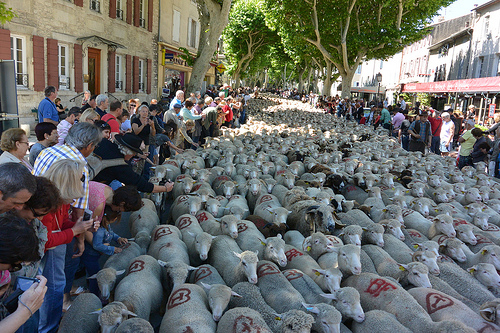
[436,0,490,21]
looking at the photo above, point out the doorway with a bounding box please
[88,48,101,95]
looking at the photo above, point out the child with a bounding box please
[92,206,128,256]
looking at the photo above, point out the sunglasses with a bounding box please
[129,105,136,108]
[29,206,46,218]
[9,263,23,272]
[80,174,86,183]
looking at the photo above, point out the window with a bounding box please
[173,10,180,42]
[10,35,27,88]
[484,16,490,36]
[139,0,146,28]
[188,18,197,48]
[90,0,100,12]
[356,64,362,74]
[116,0,124,20]
[379,60,383,69]
[116,55,123,91]
[138,59,145,92]
[477,57,484,78]
[58,44,70,90]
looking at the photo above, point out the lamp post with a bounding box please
[376,72,383,103]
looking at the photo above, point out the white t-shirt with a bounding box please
[440,119,454,142]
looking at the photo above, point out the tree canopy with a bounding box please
[0,2,16,24]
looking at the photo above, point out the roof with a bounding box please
[428,27,472,50]
[473,0,500,12]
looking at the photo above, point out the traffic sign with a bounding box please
[216,63,226,73]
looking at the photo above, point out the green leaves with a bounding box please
[0,1,17,24]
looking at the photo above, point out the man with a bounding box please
[95,94,109,118]
[458,119,478,169]
[440,112,455,156]
[0,163,36,213]
[399,110,414,151]
[428,110,443,155]
[398,96,406,111]
[101,101,123,138]
[34,122,102,225]
[380,103,391,132]
[57,107,81,146]
[392,107,405,138]
[408,111,432,153]
[38,86,59,125]
[29,122,58,165]
[80,94,97,113]
[170,90,184,110]
[467,104,476,119]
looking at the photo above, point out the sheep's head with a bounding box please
[201,283,241,322]
[235,251,259,284]
[302,302,342,333]
[320,287,364,323]
[399,262,431,288]
[262,235,287,267]
[89,268,126,301]
[92,301,137,333]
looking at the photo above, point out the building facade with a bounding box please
[1,0,159,127]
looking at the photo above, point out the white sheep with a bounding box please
[301,232,336,260]
[320,287,365,323]
[57,293,101,333]
[223,194,250,219]
[115,318,154,333]
[172,174,195,199]
[378,219,405,241]
[128,206,159,251]
[169,194,203,222]
[467,263,500,291]
[92,301,138,333]
[350,310,411,333]
[216,307,272,333]
[412,250,440,275]
[174,214,215,266]
[198,213,239,239]
[316,244,362,277]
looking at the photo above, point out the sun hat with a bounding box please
[114,133,143,154]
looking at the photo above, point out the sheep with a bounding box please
[254,196,292,227]
[172,174,195,199]
[302,232,336,260]
[115,318,154,333]
[57,293,101,333]
[361,223,385,247]
[88,241,142,300]
[454,223,478,245]
[92,301,138,333]
[114,255,163,320]
[350,310,411,333]
[284,244,343,293]
[461,245,500,271]
[200,282,243,322]
[336,225,363,247]
[370,204,403,224]
[229,282,315,333]
[216,307,272,333]
[362,245,431,288]
[467,263,500,291]
[128,205,159,251]
[435,261,496,306]
[208,235,259,287]
[378,219,405,241]
[428,214,457,239]
[409,197,435,217]
[408,287,500,332]
[212,175,237,198]
[435,237,468,263]
[198,213,239,239]
[283,269,328,305]
[159,284,216,333]
[380,234,414,264]
[287,200,340,236]
[224,194,250,219]
[316,244,362,277]
[479,300,500,326]
[175,214,215,266]
[342,273,476,333]
[339,209,377,228]
[412,250,441,275]
[169,195,203,223]
[301,302,342,333]
[320,287,365,323]
[147,225,183,259]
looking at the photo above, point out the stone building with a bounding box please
[1,0,159,127]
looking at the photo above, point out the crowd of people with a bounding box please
[0,83,255,333]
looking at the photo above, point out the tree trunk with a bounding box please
[187,0,232,93]
[322,61,332,96]
[340,69,355,99]
[234,70,241,89]
[297,66,306,92]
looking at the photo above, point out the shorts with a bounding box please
[440,141,450,152]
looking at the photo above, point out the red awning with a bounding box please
[402,77,500,93]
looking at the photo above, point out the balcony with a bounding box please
[15,73,28,88]
[90,0,100,13]
[115,80,123,91]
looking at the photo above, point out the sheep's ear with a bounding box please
[201,282,212,290]
[88,273,98,279]
[312,268,326,276]
[302,302,320,314]
[231,290,243,298]
[277,233,283,240]
[116,269,126,276]
[89,309,102,315]
[320,293,337,301]
[480,306,497,322]
[303,236,312,251]
[254,250,259,256]
[259,238,267,246]
[122,309,138,317]
[397,263,408,271]
[157,260,167,267]
[467,266,477,275]
[233,251,242,259]
[187,265,197,271]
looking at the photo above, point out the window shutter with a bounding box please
[108,51,116,93]
[74,0,83,6]
[46,38,59,88]
[0,29,10,60]
[147,0,153,32]
[187,19,192,47]
[134,0,140,27]
[74,44,83,93]
[33,36,45,91]
[147,58,152,94]
[126,0,133,24]
[126,55,132,93]
[133,56,139,93]
[109,0,117,19]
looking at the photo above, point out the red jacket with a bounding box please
[41,204,75,251]
[223,104,233,122]
[428,116,442,137]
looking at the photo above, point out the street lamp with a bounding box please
[376,72,383,103]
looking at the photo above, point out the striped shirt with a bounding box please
[33,144,89,209]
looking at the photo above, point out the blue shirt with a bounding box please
[170,98,183,110]
[409,120,430,143]
[38,97,58,123]
[92,225,120,256]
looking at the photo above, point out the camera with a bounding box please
[83,209,93,221]
[149,116,154,120]
[2,277,40,314]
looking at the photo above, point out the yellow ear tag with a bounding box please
[260,241,266,246]
[398,266,406,271]
[481,250,487,255]
[315,271,321,276]
[413,244,419,249]
[469,269,475,275]
[306,246,312,251]
[275,316,282,321]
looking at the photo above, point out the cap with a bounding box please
[441,112,450,118]
[173,103,182,109]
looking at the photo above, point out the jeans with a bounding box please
[64,240,101,297]
[64,239,80,295]
[458,155,472,170]
[430,136,440,154]
[38,244,67,333]
[79,251,100,297]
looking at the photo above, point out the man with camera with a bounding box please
[101,101,123,139]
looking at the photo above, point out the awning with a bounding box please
[350,86,386,94]
[77,35,126,49]
[402,76,500,93]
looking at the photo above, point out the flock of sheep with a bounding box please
[58,95,500,333]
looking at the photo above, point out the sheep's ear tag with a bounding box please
[468,268,475,275]
[306,306,315,311]
[481,249,487,255]
[260,241,266,246]
[315,271,321,276]
[398,265,406,271]
[413,244,419,249]
[306,246,312,251]
[382,209,387,212]
[274,316,282,321]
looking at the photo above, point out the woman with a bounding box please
[81,90,91,106]
[79,109,100,124]
[131,105,155,150]
[37,160,95,333]
[54,98,66,121]
[0,216,47,333]
[63,184,141,300]
[93,120,112,140]
[0,128,32,171]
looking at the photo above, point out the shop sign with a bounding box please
[489,104,496,118]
